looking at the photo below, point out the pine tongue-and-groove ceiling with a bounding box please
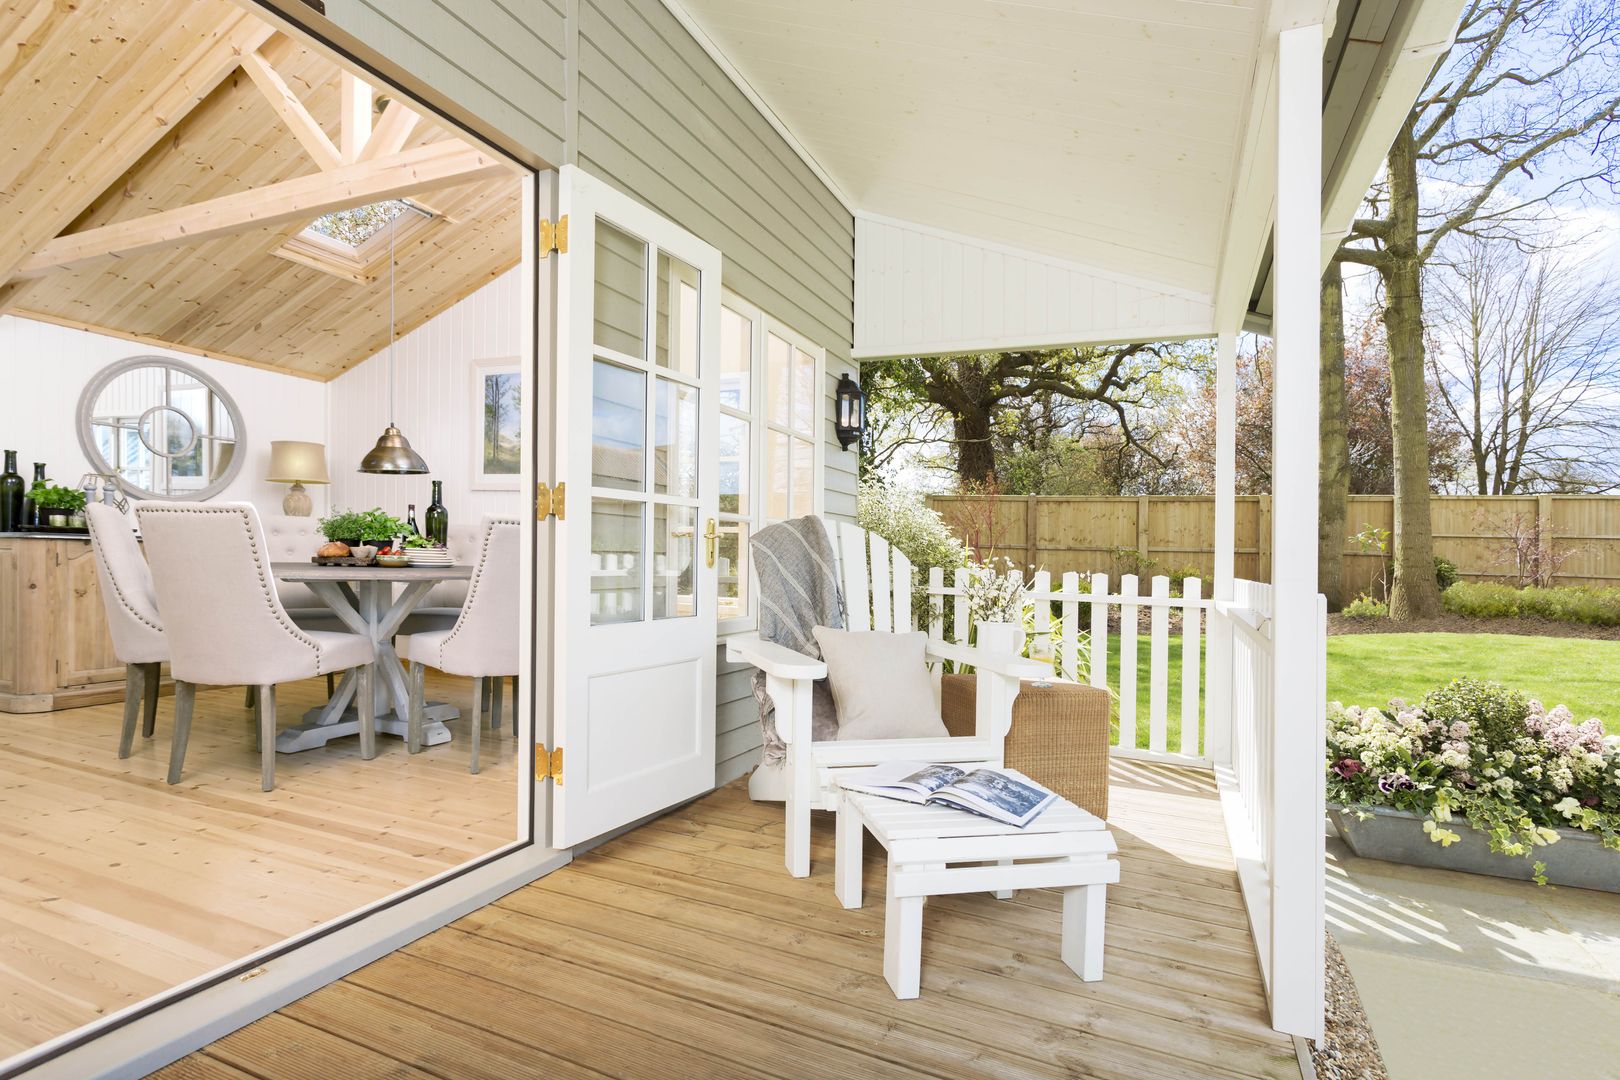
[0,0,522,381]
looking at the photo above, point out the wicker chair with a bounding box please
[941,673,1112,820]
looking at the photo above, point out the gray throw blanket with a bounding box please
[750,516,844,764]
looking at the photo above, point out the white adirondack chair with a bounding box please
[727,519,1047,878]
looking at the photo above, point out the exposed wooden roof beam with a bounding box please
[241,48,342,172]
[0,12,275,286]
[14,141,509,279]
[359,99,422,162]
[340,72,373,163]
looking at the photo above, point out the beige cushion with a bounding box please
[811,627,947,741]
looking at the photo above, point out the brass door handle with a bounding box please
[703,518,718,568]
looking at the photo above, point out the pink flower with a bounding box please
[1333,758,1364,778]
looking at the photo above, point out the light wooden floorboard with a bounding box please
[159,761,1298,1079]
[0,672,517,1059]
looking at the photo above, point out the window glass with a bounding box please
[591,499,643,625]
[591,360,645,491]
[793,347,816,436]
[653,505,696,619]
[654,378,698,498]
[720,307,751,409]
[655,252,700,376]
[717,520,748,621]
[594,221,646,359]
[767,332,791,426]
[791,436,814,518]
[719,414,749,515]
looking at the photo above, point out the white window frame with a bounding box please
[717,289,825,636]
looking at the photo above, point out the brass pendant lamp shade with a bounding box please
[359,213,429,475]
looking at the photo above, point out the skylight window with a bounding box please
[306,200,411,249]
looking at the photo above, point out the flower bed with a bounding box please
[1326,678,1620,886]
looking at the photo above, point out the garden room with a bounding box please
[0,0,535,1060]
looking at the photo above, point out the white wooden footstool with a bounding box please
[834,777,1119,1000]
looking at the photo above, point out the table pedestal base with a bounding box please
[276,701,459,753]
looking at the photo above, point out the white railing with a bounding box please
[924,567,1210,766]
[1213,577,1327,1040]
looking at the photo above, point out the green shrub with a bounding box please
[1420,677,1530,753]
[1443,581,1620,626]
[857,480,968,619]
[1342,593,1388,619]
[1433,555,1460,591]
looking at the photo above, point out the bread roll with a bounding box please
[318,541,351,558]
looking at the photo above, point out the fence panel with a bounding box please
[929,493,1620,591]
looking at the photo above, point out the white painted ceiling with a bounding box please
[673,0,1269,297]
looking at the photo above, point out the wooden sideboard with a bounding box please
[0,534,132,712]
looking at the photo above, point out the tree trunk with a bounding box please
[953,408,998,486]
[1318,260,1349,610]
[1381,120,1443,619]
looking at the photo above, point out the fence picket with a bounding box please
[952,567,969,646]
[1181,577,1202,757]
[1148,575,1169,753]
[1119,574,1139,751]
[1030,570,1052,666]
[1088,572,1108,690]
[1060,571,1080,682]
[928,566,944,644]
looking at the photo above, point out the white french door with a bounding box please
[549,165,720,846]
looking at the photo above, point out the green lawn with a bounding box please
[1065,630,1616,753]
[1326,632,1619,729]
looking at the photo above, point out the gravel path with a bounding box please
[1310,933,1388,1080]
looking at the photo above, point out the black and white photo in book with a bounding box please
[841,761,1059,828]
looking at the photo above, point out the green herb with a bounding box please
[31,484,86,512]
[318,507,410,542]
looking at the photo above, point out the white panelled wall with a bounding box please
[327,270,526,523]
[0,315,328,512]
[853,214,1216,358]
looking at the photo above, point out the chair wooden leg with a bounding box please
[511,675,519,737]
[167,681,195,784]
[142,663,161,737]
[468,676,484,774]
[259,684,277,792]
[119,664,144,759]
[244,685,256,708]
[357,666,376,761]
[408,662,426,754]
[491,675,504,735]
[784,743,812,878]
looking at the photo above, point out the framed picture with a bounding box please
[472,359,522,490]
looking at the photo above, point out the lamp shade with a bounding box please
[358,426,429,474]
[265,440,330,484]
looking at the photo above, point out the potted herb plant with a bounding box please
[318,507,410,548]
[30,483,87,527]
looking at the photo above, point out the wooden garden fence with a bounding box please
[925,493,1620,593]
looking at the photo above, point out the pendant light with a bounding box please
[359,210,429,474]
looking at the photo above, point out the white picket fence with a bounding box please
[924,567,1210,766]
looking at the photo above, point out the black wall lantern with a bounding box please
[834,371,865,450]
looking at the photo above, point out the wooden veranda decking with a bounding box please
[157,762,1299,1080]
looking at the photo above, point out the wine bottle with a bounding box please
[406,503,420,536]
[425,480,448,547]
[0,451,23,533]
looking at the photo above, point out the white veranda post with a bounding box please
[1269,21,1327,1042]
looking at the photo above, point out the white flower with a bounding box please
[1554,797,1582,820]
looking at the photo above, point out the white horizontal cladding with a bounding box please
[854,213,1216,359]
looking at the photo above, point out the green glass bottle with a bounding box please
[425,480,448,547]
[0,451,23,533]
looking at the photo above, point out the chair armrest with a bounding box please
[725,633,827,680]
[925,640,1049,679]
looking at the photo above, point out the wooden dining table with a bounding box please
[271,562,471,753]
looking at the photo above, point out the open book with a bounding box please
[841,761,1059,828]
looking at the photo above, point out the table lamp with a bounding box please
[266,441,330,516]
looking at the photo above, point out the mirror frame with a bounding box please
[76,355,247,502]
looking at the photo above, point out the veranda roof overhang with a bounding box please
[666,0,1463,357]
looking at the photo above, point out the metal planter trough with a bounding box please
[1329,804,1620,893]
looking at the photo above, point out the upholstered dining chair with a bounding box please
[85,503,170,759]
[136,503,376,792]
[398,517,519,774]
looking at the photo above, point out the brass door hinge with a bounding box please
[539,215,569,257]
[534,743,564,784]
[535,481,567,521]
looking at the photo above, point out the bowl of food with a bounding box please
[375,554,410,568]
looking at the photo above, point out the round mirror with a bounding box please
[76,357,245,501]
